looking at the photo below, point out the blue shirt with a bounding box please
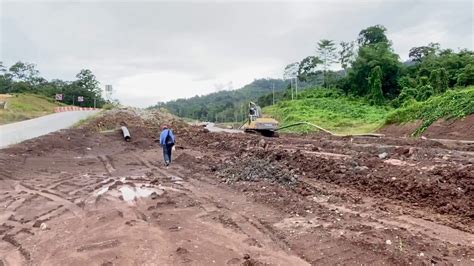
[160,129,176,145]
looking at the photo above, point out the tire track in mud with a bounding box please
[0,154,117,264]
[98,155,116,176]
[15,183,83,217]
[126,151,307,263]
[155,164,306,262]
[0,159,15,180]
[159,151,419,265]
[2,233,31,262]
[302,177,474,246]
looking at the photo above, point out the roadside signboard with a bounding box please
[55,94,63,101]
[105,85,113,100]
[77,96,84,102]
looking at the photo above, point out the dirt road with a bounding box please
[0,110,472,265]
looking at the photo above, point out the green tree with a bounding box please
[357,25,389,46]
[456,64,474,86]
[75,69,100,94]
[410,48,474,88]
[393,86,418,107]
[367,66,384,105]
[0,61,13,93]
[317,39,337,87]
[284,62,299,80]
[8,61,40,84]
[346,42,402,97]
[67,69,104,107]
[344,25,402,97]
[0,61,6,73]
[429,68,448,93]
[408,43,439,62]
[339,41,355,71]
[297,56,321,82]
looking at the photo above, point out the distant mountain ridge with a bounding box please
[149,78,320,122]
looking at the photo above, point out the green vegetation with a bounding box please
[265,88,390,134]
[0,62,108,108]
[154,24,472,135]
[150,79,319,122]
[386,87,474,135]
[74,111,102,128]
[0,94,64,124]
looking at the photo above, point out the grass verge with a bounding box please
[0,94,65,125]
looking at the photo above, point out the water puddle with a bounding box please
[119,186,164,203]
[93,175,170,204]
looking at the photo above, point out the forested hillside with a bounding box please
[154,25,473,126]
[265,24,473,134]
[157,24,473,134]
[150,79,318,122]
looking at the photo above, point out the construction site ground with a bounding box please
[0,110,473,265]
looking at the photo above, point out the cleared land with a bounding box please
[0,110,472,265]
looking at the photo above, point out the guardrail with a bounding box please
[54,107,100,112]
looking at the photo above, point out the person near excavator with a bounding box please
[159,125,176,166]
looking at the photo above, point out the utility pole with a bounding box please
[272,83,275,105]
[291,79,294,100]
[72,95,75,106]
[295,78,298,99]
[94,97,96,108]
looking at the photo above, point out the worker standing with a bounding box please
[159,125,176,166]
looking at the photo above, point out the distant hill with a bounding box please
[150,78,318,122]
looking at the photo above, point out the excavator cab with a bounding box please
[243,102,279,137]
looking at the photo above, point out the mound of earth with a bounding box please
[380,114,474,140]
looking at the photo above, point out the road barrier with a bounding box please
[54,107,100,112]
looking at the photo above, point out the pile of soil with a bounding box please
[255,146,472,221]
[189,127,473,224]
[83,109,144,132]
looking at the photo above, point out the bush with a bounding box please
[102,103,118,110]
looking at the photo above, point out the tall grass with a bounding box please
[385,86,474,135]
[265,88,391,134]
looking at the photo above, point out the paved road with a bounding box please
[0,110,100,149]
[205,122,243,133]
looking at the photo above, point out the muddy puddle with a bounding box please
[95,175,165,203]
[119,186,163,203]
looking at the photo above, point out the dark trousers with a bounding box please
[163,144,173,163]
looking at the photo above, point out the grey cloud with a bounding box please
[1,1,472,106]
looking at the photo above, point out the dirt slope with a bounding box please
[0,109,472,265]
[379,114,474,140]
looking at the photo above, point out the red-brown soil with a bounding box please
[0,110,473,265]
[380,114,474,141]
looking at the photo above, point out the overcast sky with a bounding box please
[1,0,473,107]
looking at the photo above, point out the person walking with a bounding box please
[159,125,176,166]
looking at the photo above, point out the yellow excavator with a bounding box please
[242,102,279,137]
